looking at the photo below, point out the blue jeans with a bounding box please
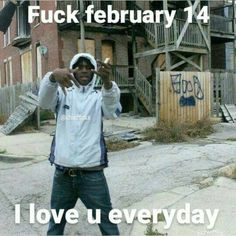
[47,168,119,235]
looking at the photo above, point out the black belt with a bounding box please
[65,168,82,177]
[56,166,102,177]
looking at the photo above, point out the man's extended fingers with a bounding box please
[60,85,67,96]
[68,69,80,87]
[70,76,80,88]
[97,60,112,69]
[69,67,79,73]
[61,76,73,88]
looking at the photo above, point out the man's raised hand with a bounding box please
[92,59,113,90]
[50,68,80,95]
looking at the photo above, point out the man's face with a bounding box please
[73,58,94,86]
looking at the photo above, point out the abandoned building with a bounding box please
[0,0,235,125]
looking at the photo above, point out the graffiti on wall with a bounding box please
[170,73,204,106]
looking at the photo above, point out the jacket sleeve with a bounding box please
[102,81,122,119]
[38,72,60,112]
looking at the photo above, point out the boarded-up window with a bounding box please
[77,39,95,56]
[9,58,12,85]
[3,27,10,47]
[3,57,12,86]
[21,50,33,83]
[102,40,114,64]
[36,46,42,80]
[4,62,8,86]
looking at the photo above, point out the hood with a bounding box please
[69,53,98,88]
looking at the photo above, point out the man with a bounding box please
[38,53,121,235]
[0,0,18,33]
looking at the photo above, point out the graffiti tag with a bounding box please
[170,73,204,107]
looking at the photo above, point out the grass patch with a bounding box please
[157,212,166,222]
[0,149,7,154]
[142,118,214,143]
[0,115,7,125]
[226,137,236,142]
[40,109,55,121]
[145,216,167,236]
[13,124,36,133]
[106,138,139,152]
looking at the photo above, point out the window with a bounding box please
[102,40,114,64]
[21,50,33,83]
[3,27,10,47]
[16,1,30,36]
[36,45,42,80]
[3,57,13,86]
[77,39,95,56]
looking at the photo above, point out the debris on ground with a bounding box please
[218,163,236,179]
[1,92,38,135]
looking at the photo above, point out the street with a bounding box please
[0,119,236,235]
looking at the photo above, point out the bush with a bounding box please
[105,138,139,152]
[142,118,214,143]
[40,109,55,121]
[0,115,7,125]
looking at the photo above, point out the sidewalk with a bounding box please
[0,115,156,157]
[130,177,236,236]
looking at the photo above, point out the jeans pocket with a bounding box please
[54,168,64,178]
[82,171,105,182]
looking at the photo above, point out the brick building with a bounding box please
[0,1,61,87]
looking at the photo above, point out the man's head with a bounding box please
[72,56,95,86]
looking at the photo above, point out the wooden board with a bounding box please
[158,71,211,123]
[220,104,236,123]
[220,105,233,123]
[1,92,38,135]
[225,105,236,122]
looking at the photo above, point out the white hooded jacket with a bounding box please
[38,53,122,168]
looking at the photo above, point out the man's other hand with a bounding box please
[50,68,80,95]
[93,60,113,90]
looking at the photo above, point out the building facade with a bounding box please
[0,0,235,114]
